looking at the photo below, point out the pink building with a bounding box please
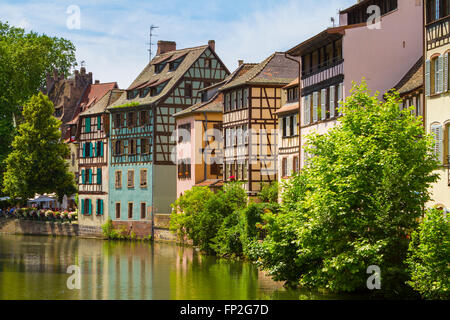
[285,0,424,168]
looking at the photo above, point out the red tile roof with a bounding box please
[79,82,118,113]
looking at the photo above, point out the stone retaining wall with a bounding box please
[0,216,179,242]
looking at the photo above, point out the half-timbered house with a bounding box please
[173,63,254,197]
[107,40,229,234]
[220,54,298,196]
[276,78,300,182]
[424,0,450,212]
[77,88,123,230]
[287,0,423,169]
[394,58,424,117]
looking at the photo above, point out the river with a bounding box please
[0,234,355,300]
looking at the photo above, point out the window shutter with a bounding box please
[444,53,449,93]
[432,124,444,165]
[97,168,102,185]
[82,143,85,158]
[100,142,104,157]
[81,169,85,185]
[89,143,93,158]
[338,83,343,115]
[425,59,431,96]
[329,86,335,118]
[321,89,326,120]
[313,92,318,122]
[97,116,102,130]
[439,55,444,94]
[88,199,92,215]
[293,115,298,136]
[304,95,311,125]
[85,118,91,133]
[88,169,92,184]
[81,199,85,215]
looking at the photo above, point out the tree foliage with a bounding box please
[2,93,77,201]
[252,82,439,294]
[0,21,77,193]
[407,209,450,300]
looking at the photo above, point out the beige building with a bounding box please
[424,0,450,211]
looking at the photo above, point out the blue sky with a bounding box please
[0,0,356,88]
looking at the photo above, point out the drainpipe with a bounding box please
[284,53,302,169]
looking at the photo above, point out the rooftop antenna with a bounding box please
[330,17,335,27]
[80,60,86,68]
[147,25,159,62]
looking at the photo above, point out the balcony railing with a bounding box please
[302,59,344,90]
[426,15,450,50]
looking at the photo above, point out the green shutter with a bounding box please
[88,199,92,215]
[100,142,104,157]
[82,143,85,158]
[88,169,92,184]
[81,169,85,185]
[90,143,93,158]
[81,199,85,215]
[100,200,104,215]
[97,116,102,130]
[86,117,91,133]
[97,168,102,185]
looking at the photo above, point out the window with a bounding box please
[243,88,249,108]
[128,203,133,220]
[115,113,122,128]
[282,158,288,178]
[282,117,288,138]
[115,203,121,219]
[178,123,191,143]
[225,93,231,111]
[141,138,150,154]
[287,87,299,102]
[127,112,135,127]
[96,199,103,216]
[178,159,191,179]
[140,169,148,188]
[237,90,242,109]
[231,91,236,110]
[128,139,136,155]
[169,57,184,71]
[293,156,299,173]
[205,58,211,68]
[155,63,165,74]
[115,171,122,189]
[185,83,192,98]
[127,170,135,188]
[141,203,146,220]
[426,54,448,96]
[114,140,122,156]
[96,141,103,157]
[140,111,148,126]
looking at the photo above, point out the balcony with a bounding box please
[79,184,103,194]
[426,15,450,50]
[302,59,344,91]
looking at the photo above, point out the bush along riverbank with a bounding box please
[170,83,450,300]
[101,219,152,242]
[170,181,279,259]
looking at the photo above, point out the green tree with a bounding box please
[2,92,77,201]
[253,81,439,294]
[258,181,279,203]
[0,21,77,193]
[407,209,450,300]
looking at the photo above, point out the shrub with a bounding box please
[407,209,450,300]
[258,181,279,203]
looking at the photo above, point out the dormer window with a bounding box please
[150,81,169,97]
[287,87,299,102]
[169,56,185,72]
[127,90,139,100]
[155,63,166,74]
[140,88,150,98]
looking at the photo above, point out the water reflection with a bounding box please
[0,234,347,300]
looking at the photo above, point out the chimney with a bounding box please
[238,60,244,66]
[208,40,215,51]
[80,67,86,75]
[157,41,177,55]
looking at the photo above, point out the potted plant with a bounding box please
[45,210,54,222]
